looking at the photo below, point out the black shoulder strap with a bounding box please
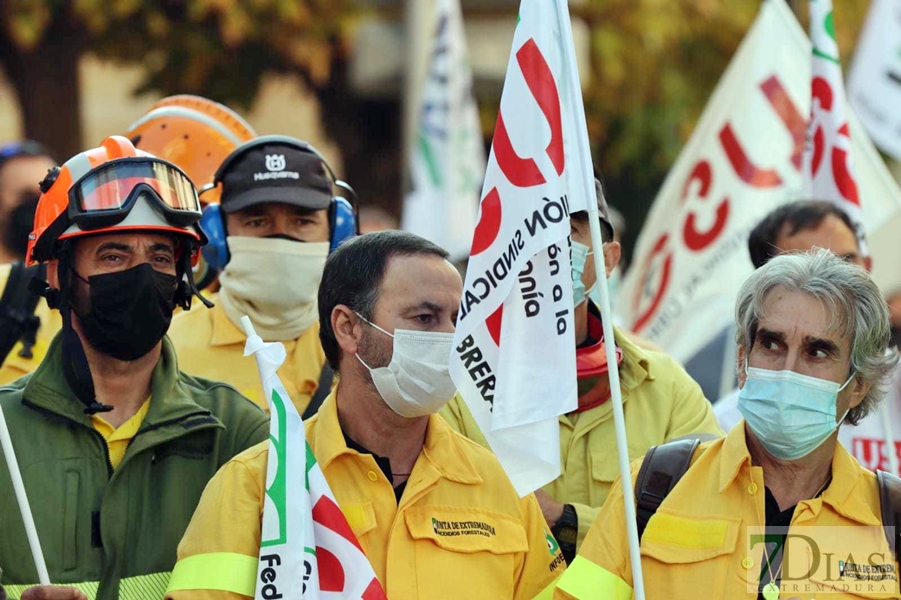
[877,470,901,561]
[0,260,43,367]
[635,437,702,541]
[302,363,335,420]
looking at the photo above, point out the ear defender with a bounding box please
[199,203,229,272]
[329,197,356,253]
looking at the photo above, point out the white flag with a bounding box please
[618,0,901,368]
[848,0,901,162]
[244,318,386,600]
[449,0,591,496]
[801,0,863,244]
[402,0,485,260]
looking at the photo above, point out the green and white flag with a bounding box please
[243,317,386,600]
[402,0,485,260]
[802,0,863,243]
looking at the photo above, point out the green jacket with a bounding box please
[0,335,269,600]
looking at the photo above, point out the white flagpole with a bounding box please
[881,401,899,476]
[0,404,51,585]
[555,1,646,597]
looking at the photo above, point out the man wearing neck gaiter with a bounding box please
[167,136,353,414]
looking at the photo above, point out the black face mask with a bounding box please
[4,193,40,256]
[72,263,177,361]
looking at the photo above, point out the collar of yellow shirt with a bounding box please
[311,391,484,487]
[208,302,252,347]
[91,398,152,468]
[719,423,881,526]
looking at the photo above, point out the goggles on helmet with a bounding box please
[68,158,201,231]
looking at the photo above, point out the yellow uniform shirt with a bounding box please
[554,424,900,600]
[166,292,326,414]
[166,393,566,600]
[0,263,62,385]
[90,399,152,468]
[440,327,723,547]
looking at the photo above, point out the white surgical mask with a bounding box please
[218,236,329,341]
[571,241,591,306]
[354,313,457,418]
[738,365,854,461]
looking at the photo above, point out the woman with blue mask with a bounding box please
[562,250,901,600]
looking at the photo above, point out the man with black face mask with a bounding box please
[0,141,61,383]
[0,136,268,600]
[167,136,357,415]
[0,140,56,264]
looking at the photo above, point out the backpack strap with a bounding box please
[302,363,335,420]
[635,437,703,541]
[877,469,901,561]
[0,260,43,367]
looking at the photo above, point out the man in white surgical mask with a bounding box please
[167,135,357,414]
[167,231,566,600]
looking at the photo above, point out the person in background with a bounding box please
[0,141,56,265]
[126,94,258,292]
[166,231,564,600]
[358,204,399,233]
[0,137,268,600]
[441,179,722,564]
[715,200,901,475]
[167,135,356,415]
[556,250,899,599]
[0,142,60,383]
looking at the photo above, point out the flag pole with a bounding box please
[554,1,646,597]
[0,404,51,585]
[881,401,899,475]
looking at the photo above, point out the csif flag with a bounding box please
[402,0,486,260]
[802,0,864,247]
[449,0,591,496]
[617,0,901,397]
[243,317,386,600]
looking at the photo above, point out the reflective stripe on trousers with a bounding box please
[166,552,257,596]
[3,572,170,600]
[554,556,633,600]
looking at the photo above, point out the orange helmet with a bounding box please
[125,95,256,204]
[27,135,206,267]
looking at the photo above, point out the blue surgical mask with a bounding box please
[738,366,854,461]
[571,241,591,306]
[587,266,620,311]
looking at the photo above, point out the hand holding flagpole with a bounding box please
[0,404,51,585]
[555,0,646,597]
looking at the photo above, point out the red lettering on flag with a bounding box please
[679,161,729,252]
[516,39,565,176]
[471,187,503,256]
[632,234,673,333]
[494,113,545,187]
[316,547,345,592]
[363,578,389,600]
[486,305,504,346]
[313,495,364,552]
[759,76,805,171]
[719,124,783,188]
[833,123,860,205]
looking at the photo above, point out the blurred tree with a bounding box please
[0,0,358,159]
[568,0,868,263]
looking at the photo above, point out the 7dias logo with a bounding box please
[255,154,299,181]
[746,526,899,596]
